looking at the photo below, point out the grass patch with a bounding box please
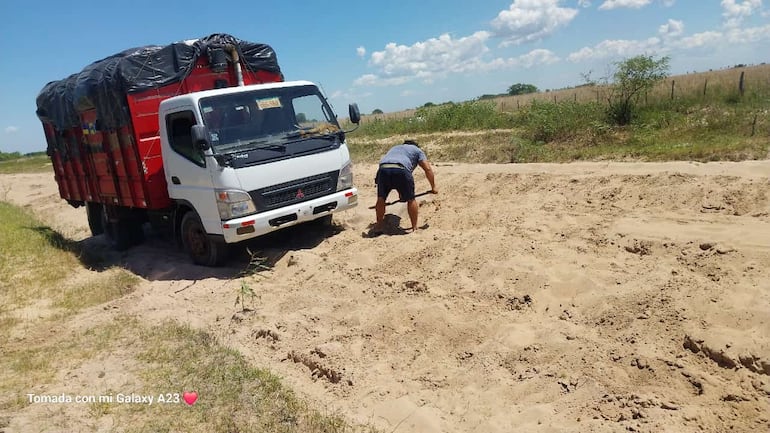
[0,154,52,174]
[0,200,370,432]
[350,66,770,163]
[349,97,769,163]
[54,268,140,312]
[1,315,372,432]
[0,201,80,306]
[356,100,514,138]
[0,202,138,311]
[131,322,366,433]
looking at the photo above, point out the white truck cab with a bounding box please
[158,80,360,265]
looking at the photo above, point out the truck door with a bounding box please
[162,109,220,232]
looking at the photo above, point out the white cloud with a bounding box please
[659,19,685,37]
[567,37,661,62]
[661,0,676,6]
[4,126,18,134]
[355,45,559,87]
[353,74,411,87]
[356,46,366,58]
[514,49,561,68]
[355,31,492,86]
[721,0,763,28]
[598,0,653,10]
[578,0,592,7]
[670,31,724,49]
[490,0,579,46]
[725,23,770,43]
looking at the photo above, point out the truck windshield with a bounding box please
[199,85,340,156]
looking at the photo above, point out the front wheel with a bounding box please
[180,212,227,266]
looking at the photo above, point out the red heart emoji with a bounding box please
[183,391,198,406]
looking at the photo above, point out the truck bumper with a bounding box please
[219,188,358,243]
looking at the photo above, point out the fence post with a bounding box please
[670,80,675,100]
[739,71,745,96]
[703,79,708,97]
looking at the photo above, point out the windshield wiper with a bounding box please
[284,130,340,144]
[219,139,286,154]
[213,140,286,167]
[255,142,287,152]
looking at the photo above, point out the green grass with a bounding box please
[349,92,770,163]
[0,202,139,312]
[54,268,140,311]
[0,200,373,432]
[2,315,371,432]
[0,154,52,174]
[131,321,367,433]
[0,202,80,306]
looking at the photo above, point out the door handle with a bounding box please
[171,176,181,185]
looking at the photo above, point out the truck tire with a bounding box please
[129,220,145,245]
[313,214,334,227]
[181,211,226,266]
[86,202,104,236]
[101,209,131,251]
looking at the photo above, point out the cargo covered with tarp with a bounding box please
[35,33,283,210]
[36,33,282,130]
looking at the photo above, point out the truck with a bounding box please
[35,33,361,266]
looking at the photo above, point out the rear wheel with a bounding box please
[100,205,144,250]
[181,211,227,266]
[101,207,131,251]
[86,202,104,236]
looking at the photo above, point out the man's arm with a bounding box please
[418,160,437,193]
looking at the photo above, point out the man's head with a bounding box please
[403,139,419,148]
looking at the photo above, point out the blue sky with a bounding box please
[1,0,768,154]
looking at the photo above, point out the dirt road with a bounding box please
[3,160,769,433]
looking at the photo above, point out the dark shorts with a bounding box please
[376,166,415,201]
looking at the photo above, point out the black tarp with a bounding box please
[36,33,281,130]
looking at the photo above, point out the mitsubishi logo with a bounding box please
[296,189,305,199]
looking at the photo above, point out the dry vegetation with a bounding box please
[346,64,770,164]
[0,202,369,432]
[362,64,770,121]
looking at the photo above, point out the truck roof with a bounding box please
[160,80,319,110]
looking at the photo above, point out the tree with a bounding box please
[371,108,383,115]
[607,54,670,125]
[507,83,539,96]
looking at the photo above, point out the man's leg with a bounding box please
[407,199,419,232]
[375,197,387,228]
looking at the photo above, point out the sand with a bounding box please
[2,159,769,433]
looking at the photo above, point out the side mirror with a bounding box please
[348,103,361,124]
[191,124,210,151]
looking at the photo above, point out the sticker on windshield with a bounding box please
[256,97,282,110]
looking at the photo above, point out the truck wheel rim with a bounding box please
[186,222,208,257]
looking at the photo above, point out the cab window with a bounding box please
[166,111,204,166]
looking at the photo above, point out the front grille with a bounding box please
[250,171,339,212]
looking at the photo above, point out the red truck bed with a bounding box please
[36,34,282,210]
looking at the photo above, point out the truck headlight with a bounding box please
[337,161,354,191]
[216,190,256,220]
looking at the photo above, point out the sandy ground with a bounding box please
[2,160,769,433]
